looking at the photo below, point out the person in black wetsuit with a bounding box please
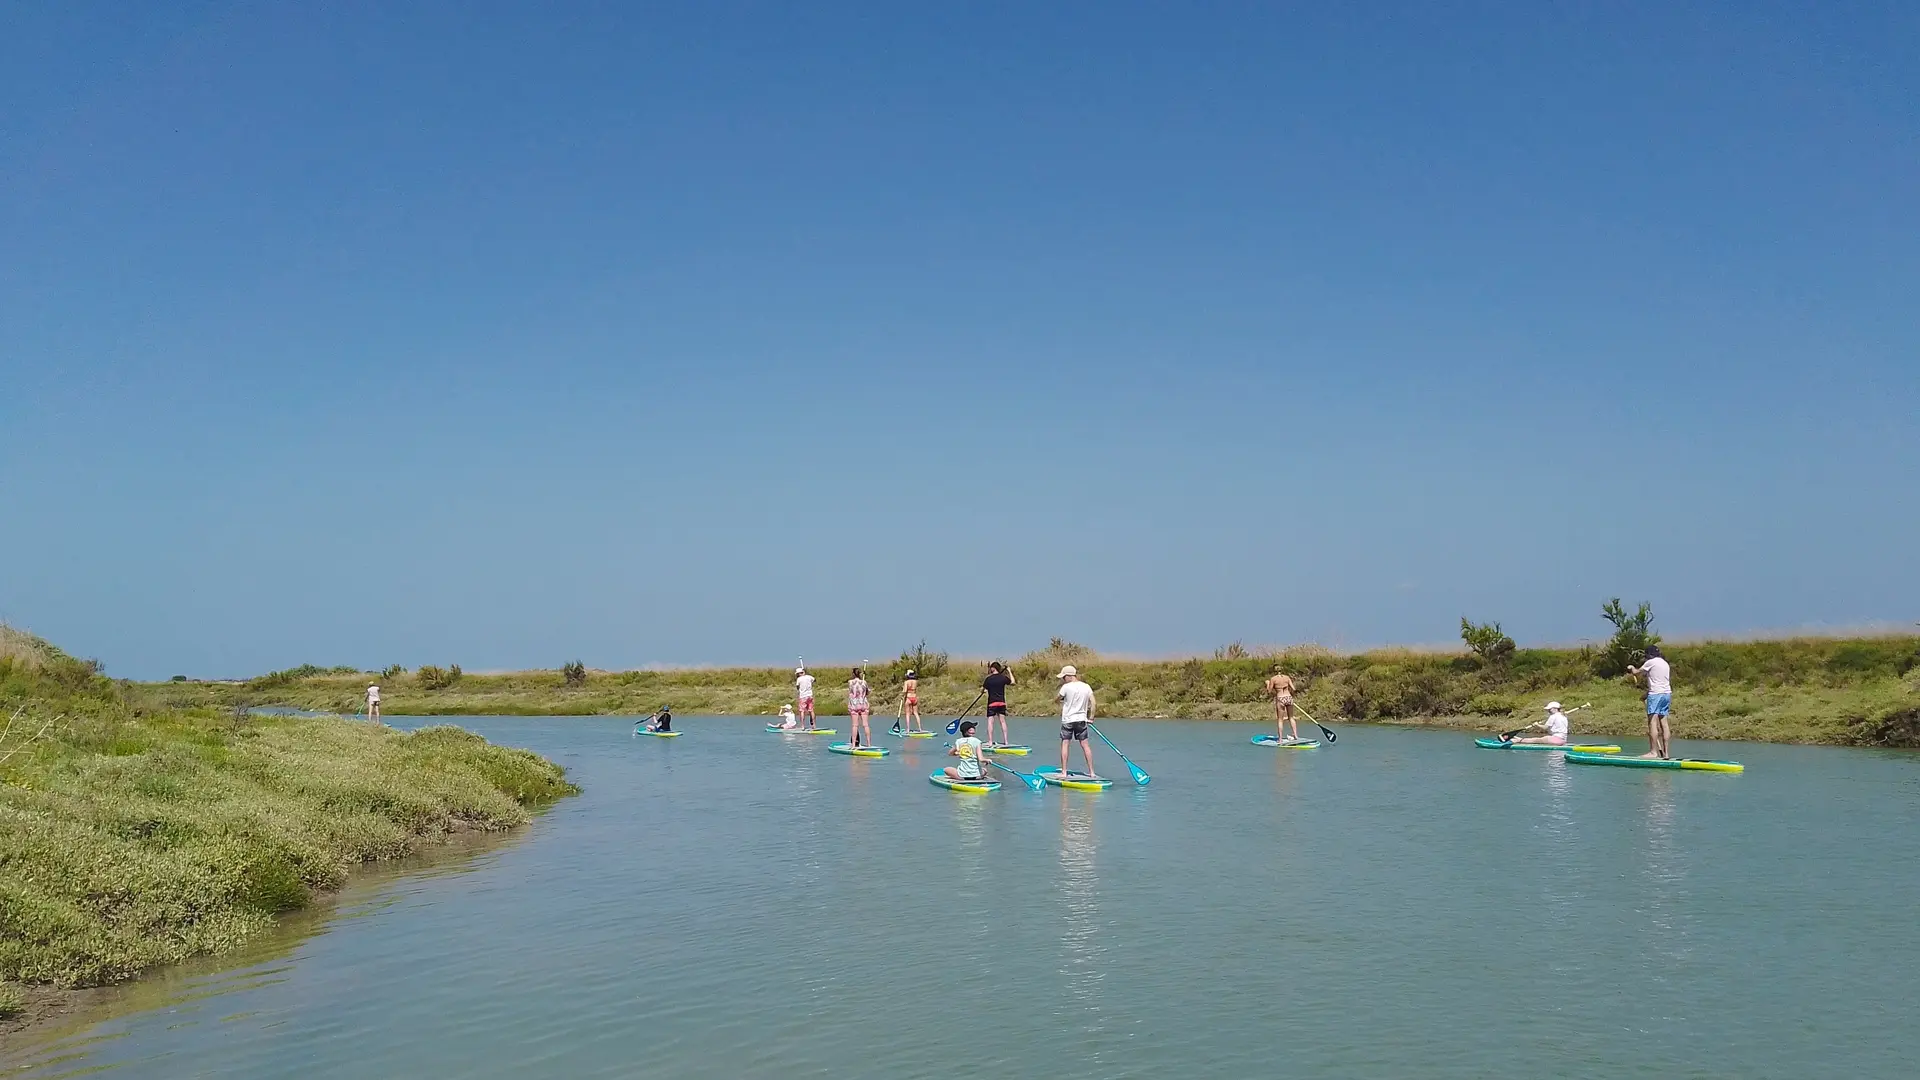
[642,706,672,733]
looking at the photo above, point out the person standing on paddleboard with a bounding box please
[847,668,873,747]
[1263,665,1299,743]
[1629,645,1673,759]
[1056,665,1097,776]
[944,720,986,781]
[1509,702,1570,746]
[366,683,381,725]
[898,669,923,734]
[982,661,1015,746]
[795,666,817,730]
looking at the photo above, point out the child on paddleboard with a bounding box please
[847,668,873,747]
[944,720,986,782]
[775,704,797,729]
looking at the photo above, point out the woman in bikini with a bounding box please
[900,669,923,734]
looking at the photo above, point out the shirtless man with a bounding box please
[1264,666,1300,743]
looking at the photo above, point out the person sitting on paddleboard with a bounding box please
[982,661,1014,746]
[944,720,986,781]
[1508,702,1569,746]
[643,706,672,733]
[775,704,798,729]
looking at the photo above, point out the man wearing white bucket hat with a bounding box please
[1055,665,1098,776]
[1509,701,1572,746]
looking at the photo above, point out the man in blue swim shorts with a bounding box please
[1629,645,1673,759]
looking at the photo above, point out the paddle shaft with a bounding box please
[1499,702,1591,741]
[1294,705,1339,744]
[1086,722,1150,785]
[945,688,988,735]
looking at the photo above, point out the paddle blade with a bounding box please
[946,718,962,735]
[1319,725,1338,744]
[1128,763,1151,786]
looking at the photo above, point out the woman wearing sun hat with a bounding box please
[1509,701,1572,746]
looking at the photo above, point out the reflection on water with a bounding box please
[1055,794,1106,1061]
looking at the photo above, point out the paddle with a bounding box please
[944,689,987,735]
[1294,706,1339,745]
[989,758,1046,792]
[1489,699,1597,737]
[1085,723,1150,786]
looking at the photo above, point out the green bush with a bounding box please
[415,665,463,691]
[562,661,587,687]
[1460,618,1516,664]
[1597,599,1661,677]
[0,982,21,1019]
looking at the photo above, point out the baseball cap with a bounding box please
[1056,665,1078,678]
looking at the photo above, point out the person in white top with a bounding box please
[775,704,798,730]
[1055,665,1098,777]
[366,684,381,725]
[1510,701,1571,745]
[944,720,986,781]
[794,667,818,730]
[1628,645,1674,759]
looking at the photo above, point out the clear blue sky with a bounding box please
[4,3,1915,679]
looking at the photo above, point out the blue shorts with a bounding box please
[1646,692,1671,717]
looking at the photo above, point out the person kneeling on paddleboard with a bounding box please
[944,720,986,782]
[644,706,673,733]
[1508,702,1569,746]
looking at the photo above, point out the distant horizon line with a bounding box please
[170,620,1918,681]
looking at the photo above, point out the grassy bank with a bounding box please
[0,629,578,1018]
[152,635,1920,748]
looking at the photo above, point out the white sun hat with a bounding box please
[1545,701,1562,711]
[1056,665,1078,679]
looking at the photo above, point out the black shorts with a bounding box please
[1060,721,1089,742]
[986,704,1008,718]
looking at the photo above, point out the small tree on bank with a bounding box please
[1598,599,1660,677]
[1459,618,1516,665]
[562,660,588,687]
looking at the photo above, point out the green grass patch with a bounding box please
[1,647,577,991]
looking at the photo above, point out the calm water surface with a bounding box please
[8,717,1919,1078]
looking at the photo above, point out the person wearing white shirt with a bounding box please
[794,667,818,730]
[1055,665,1098,777]
[366,684,381,725]
[1510,701,1571,745]
[1628,645,1674,759]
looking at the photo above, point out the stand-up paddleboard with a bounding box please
[929,770,1000,794]
[767,727,838,735]
[888,729,938,738]
[634,729,681,738]
[1034,766,1112,791]
[1252,735,1319,749]
[985,745,1031,756]
[1475,738,1621,753]
[1565,751,1743,773]
[829,742,889,758]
